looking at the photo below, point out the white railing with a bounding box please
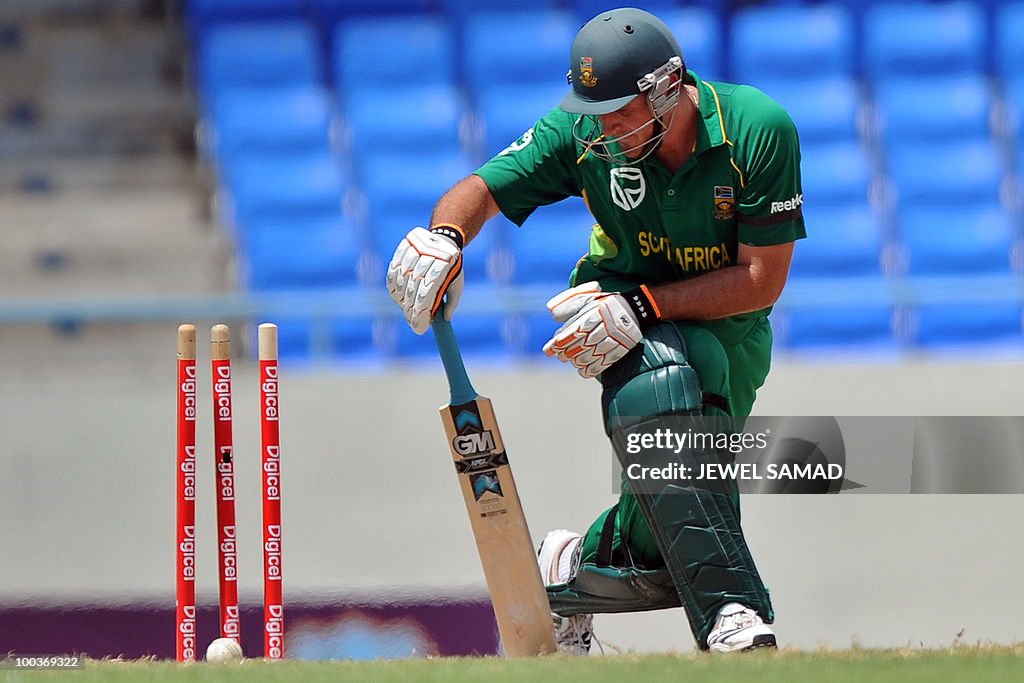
[0,276,1021,324]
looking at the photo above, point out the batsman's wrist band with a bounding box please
[622,285,662,329]
[429,224,465,250]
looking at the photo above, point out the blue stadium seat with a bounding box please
[268,316,316,360]
[521,309,563,359]
[783,303,896,351]
[209,86,332,157]
[659,8,723,82]
[790,204,883,278]
[864,2,986,79]
[369,315,404,357]
[199,22,320,92]
[243,216,361,290]
[875,76,990,143]
[451,313,518,360]
[265,315,377,361]
[996,3,1024,78]
[442,0,558,13]
[463,224,505,285]
[187,0,303,28]
[332,317,378,360]
[344,84,464,152]
[730,6,854,82]
[1002,78,1024,160]
[899,205,1014,275]
[333,16,455,89]
[475,83,565,157]
[824,0,909,21]
[569,1,681,21]
[225,151,346,233]
[383,314,435,358]
[463,11,577,93]
[367,204,442,270]
[385,308,515,360]
[509,200,594,284]
[310,0,434,28]
[360,152,472,211]
[887,139,1003,206]
[800,142,872,205]
[361,151,475,253]
[913,303,1023,348]
[480,218,516,285]
[757,77,860,142]
[491,314,533,357]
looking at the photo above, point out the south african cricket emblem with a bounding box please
[579,56,598,87]
[713,185,735,220]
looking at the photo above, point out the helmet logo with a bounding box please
[609,167,646,211]
[579,56,598,88]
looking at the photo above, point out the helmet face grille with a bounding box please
[570,82,682,167]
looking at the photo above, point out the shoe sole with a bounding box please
[743,634,778,651]
[709,633,778,653]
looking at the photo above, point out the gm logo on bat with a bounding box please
[453,431,496,456]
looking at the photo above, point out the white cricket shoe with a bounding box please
[706,602,777,652]
[538,529,594,655]
[552,612,594,656]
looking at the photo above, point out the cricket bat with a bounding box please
[432,317,557,657]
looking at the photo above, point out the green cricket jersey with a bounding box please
[474,72,806,346]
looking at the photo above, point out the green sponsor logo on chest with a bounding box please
[637,231,732,273]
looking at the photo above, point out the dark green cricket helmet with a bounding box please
[561,7,685,115]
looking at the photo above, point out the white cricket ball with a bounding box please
[205,637,244,663]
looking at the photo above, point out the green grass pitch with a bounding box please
[4,647,1019,683]
[4,645,1022,683]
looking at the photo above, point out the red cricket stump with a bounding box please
[259,323,284,659]
[211,324,241,645]
[175,324,198,662]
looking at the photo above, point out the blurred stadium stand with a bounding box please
[730,6,855,82]
[0,0,237,368]
[1,0,1021,365]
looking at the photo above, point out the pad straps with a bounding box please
[594,503,619,568]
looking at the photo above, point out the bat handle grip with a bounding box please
[431,317,478,405]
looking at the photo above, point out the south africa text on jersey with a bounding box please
[637,232,733,273]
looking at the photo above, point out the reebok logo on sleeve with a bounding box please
[770,193,803,214]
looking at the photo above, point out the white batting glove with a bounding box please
[546,281,604,322]
[543,281,662,378]
[386,226,465,334]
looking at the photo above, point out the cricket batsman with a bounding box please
[387,8,804,653]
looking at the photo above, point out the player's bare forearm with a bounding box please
[430,175,501,246]
[647,241,795,320]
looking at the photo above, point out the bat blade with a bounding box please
[439,394,557,657]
